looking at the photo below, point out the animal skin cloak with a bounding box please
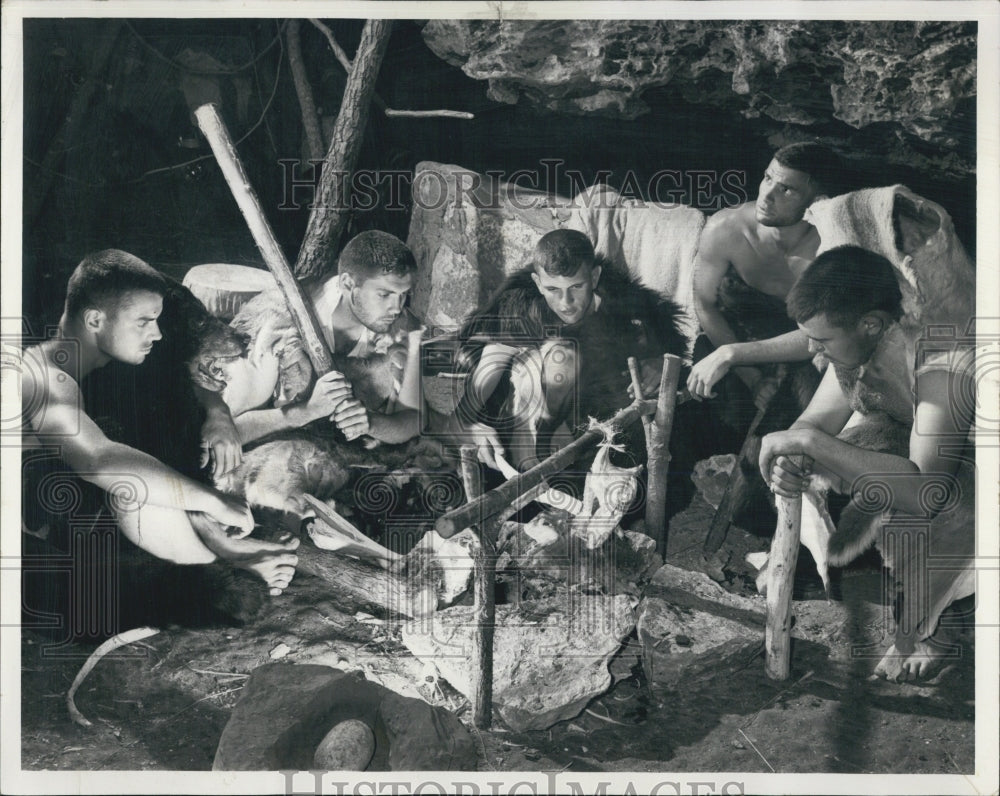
[459,257,688,427]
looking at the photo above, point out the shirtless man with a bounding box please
[20,250,299,595]
[759,246,975,680]
[219,231,422,446]
[686,142,840,409]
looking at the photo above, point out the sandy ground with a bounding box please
[19,489,976,776]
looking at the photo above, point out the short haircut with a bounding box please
[529,229,596,277]
[773,142,842,196]
[786,245,903,328]
[337,231,417,282]
[64,249,167,319]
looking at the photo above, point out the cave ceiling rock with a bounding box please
[421,19,976,152]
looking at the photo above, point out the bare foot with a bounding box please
[233,541,299,597]
[873,634,957,682]
[191,513,300,595]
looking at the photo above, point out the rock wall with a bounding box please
[406,161,572,330]
[422,20,976,178]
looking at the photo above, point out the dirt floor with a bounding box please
[19,489,977,776]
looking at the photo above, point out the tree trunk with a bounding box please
[286,20,325,164]
[294,19,393,280]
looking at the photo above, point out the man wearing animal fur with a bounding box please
[758,245,975,681]
[451,228,687,470]
[686,143,842,427]
[19,249,300,595]
[214,230,424,446]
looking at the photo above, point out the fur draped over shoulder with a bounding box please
[459,256,687,361]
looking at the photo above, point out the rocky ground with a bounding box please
[19,487,977,777]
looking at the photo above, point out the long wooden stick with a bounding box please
[459,444,496,729]
[295,19,393,279]
[26,20,123,224]
[645,354,684,555]
[308,18,473,121]
[194,103,334,375]
[765,454,805,680]
[434,399,655,539]
[627,356,652,445]
[703,367,789,554]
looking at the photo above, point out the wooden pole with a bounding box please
[294,19,393,279]
[458,446,496,729]
[435,399,655,538]
[459,445,482,504]
[764,454,806,680]
[703,367,789,554]
[470,522,498,729]
[287,19,325,163]
[627,357,652,445]
[26,20,123,223]
[194,103,334,375]
[644,354,683,556]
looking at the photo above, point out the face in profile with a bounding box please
[531,263,602,325]
[95,289,163,365]
[346,272,413,334]
[798,312,881,369]
[755,158,819,228]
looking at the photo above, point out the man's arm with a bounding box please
[233,370,355,444]
[193,385,242,478]
[762,367,973,517]
[25,358,252,532]
[689,216,765,394]
[446,342,518,467]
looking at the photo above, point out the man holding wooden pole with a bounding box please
[758,245,976,681]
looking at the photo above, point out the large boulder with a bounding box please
[212,663,476,771]
[406,161,572,331]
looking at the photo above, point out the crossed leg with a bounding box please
[115,503,299,596]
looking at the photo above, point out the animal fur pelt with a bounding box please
[458,256,688,422]
[805,185,975,334]
[215,431,452,518]
[824,413,913,566]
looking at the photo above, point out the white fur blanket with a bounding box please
[567,184,706,358]
[805,185,975,334]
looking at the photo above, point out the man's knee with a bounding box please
[540,340,577,392]
[117,506,216,565]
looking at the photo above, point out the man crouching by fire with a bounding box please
[208,232,446,518]
[449,228,688,472]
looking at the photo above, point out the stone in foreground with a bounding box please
[401,594,635,731]
[213,663,475,771]
[637,564,767,694]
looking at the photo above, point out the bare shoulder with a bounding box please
[19,342,83,423]
[700,203,756,249]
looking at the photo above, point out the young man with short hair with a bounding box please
[759,244,975,680]
[453,228,686,469]
[219,230,423,445]
[686,142,842,417]
[20,249,299,595]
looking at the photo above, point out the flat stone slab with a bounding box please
[401,594,635,731]
[638,569,765,694]
[213,663,475,771]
